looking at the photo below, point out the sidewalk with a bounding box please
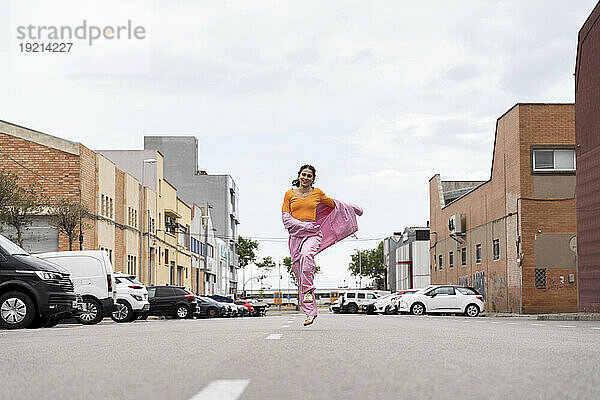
[484,312,600,321]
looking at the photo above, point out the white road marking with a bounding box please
[189,379,250,400]
[266,334,283,340]
[558,325,576,328]
[530,323,543,326]
[507,322,518,325]
[281,325,290,328]
[491,321,499,324]
[590,327,600,330]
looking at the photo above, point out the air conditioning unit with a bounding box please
[448,214,465,235]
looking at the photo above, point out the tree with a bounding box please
[348,242,385,287]
[283,256,321,288]
[0,168,18,209]
[255,256,276,290]
[48,197,91,251]
[0,183,43,247]
[236,236,258,268]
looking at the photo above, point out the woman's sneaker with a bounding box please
[303,291,314,303]
[303,315,317,326]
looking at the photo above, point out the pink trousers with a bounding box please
[291,234,322,317]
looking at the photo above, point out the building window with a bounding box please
[164,248,169,264]
[461,248,466,266]
[493,239,500,260]
[475,244,482,263]
[439,254,443,270]
[532,149,575,172]
[535,269,546,289]
[109,198,113,219]
[449,251,454,268]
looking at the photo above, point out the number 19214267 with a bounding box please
[19,43,73,52]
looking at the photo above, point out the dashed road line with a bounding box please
[558,325,576,328]
[281,325,290,328]
[530,323,543,326]
[590,327,600,330]
[189,379,250,400]
[266,334,283,340]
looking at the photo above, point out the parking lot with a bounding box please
[2,312,600,400]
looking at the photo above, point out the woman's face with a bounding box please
[299,168,314,188]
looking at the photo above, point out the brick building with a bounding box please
[429,104,577,314]
[0,120,97,253]
[575,1,600,312]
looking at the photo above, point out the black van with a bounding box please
[0,233,77,329]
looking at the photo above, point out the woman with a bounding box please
[282,164,362,326]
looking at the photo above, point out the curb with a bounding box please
[537,313,600,321]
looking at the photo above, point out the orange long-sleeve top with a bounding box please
[282,187,335,221]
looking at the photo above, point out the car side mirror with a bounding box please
[429,293,437,298]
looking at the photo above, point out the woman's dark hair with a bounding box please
[292,164,316,187]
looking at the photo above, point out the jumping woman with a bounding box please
[282,164,363,326]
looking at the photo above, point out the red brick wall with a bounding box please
[575,1,600,312]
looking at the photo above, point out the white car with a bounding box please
[398,285,485,317]
[111,274,150,322]
[370,293,397,314]
[390,289,420,314]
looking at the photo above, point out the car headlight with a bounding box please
[35,271,63,280]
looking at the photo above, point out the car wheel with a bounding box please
[410,302,426,316]
[207,307,218,318]
[175,305,190,319]
[78,298,103,325]
[111,300,133,323]
[0,291,36,329]
[465,304,480,317]
[384,306,393,315]
[347,303,358,314]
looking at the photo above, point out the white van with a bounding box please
[36,250,116,324]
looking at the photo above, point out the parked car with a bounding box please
[143,285,197,319]
[339,290,380,314]
[110,273,150,323]
[195,296,228,318]
[35,250,116,325]
[234,300,255,316]
[398,285,485,317]
[245,299,268,316]
[234,303,248,317]
[0,233,79,329]
[390,289,420,314]
[360,292,395,314]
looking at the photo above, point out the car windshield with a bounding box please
[0,233,29,255]
[378,293,394,300]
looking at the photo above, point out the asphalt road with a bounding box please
[1,313,600,400]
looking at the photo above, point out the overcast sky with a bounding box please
[1,0,596,290]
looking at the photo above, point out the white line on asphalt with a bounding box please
[266,334,283,340]
[507,322,518,325]
[189,379,250,400]
[558,325,576,328]
[530,323,543,326]
[590,327,600,330]
[282,325,290,328]
[491,321,499,324]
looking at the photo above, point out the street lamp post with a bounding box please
[354,249,362,289]
[140,158,156,284]
[201,203,212,295]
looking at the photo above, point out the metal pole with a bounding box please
[148,209,152,285]
[359,250,362,289]
[78,188,84,250]
[278,261,281,311]
[140,164,145,281]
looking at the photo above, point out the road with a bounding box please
[1,313,600,400]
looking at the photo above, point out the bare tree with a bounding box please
[0,183,43,247]
[49,197,91,250]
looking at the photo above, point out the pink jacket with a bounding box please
[282,199,363,263]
